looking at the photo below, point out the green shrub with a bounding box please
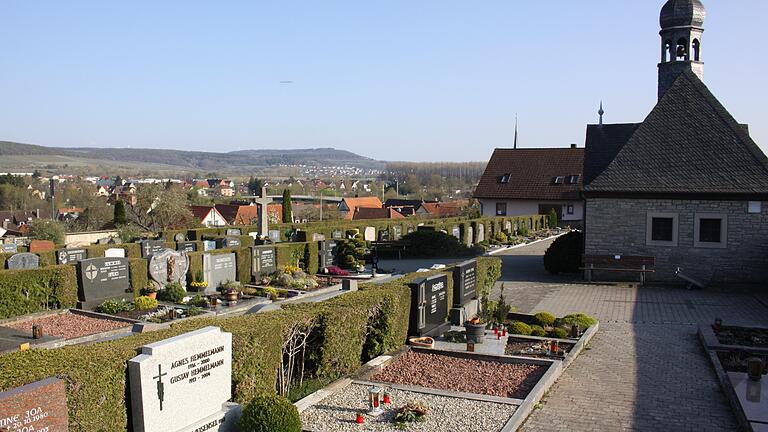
[549,328,568,339]
[558,313,598,330]
[238,393,302,432]
[508,321,532,336]
[28,219,65,244]
[493,231,509,244]
[534,311,556,327]
[530,325,547,337]
[97,299,134,314]
[548,208,558,229]
[187,306,204,317]
[0,265,78,319]
[134,296,158,310]
[189,294,208,307]
[543,231,583,274]
[336,236,366,269]
[494,292,511,323]
[402,230,481,258]
[158,282,187,303]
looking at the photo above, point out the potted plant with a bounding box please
[221,280,240,302]
[464,315,486,344]
[142,284,158,300]
[190,270,208,292]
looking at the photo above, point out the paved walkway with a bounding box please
[489,238,768,432]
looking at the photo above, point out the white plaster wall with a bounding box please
[479,199,584,221]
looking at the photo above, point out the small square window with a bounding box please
[651,217,674,242]
[499,174,511,184]
[567,175,580,184]
[646,212,678,246]
[553,176,565,185]
[495,203,507,216]
[694,213,727,249]
[748,201,762,214]
[567,204,574,215]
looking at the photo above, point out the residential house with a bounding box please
[338,197,383,220]
[582,0,768,283]
[189,205,228,227]
[216,204,260,225]
[474,146,584,227]
[416,202,462,218]
[352,207,406,221]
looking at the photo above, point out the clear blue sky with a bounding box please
[1,1,767,162]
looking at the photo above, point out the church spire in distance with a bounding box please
[513,114,518,149]
[598,101,604,127]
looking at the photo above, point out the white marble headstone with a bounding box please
[105,248,126,258]
[129,327,239,432]
[364,226,376,242]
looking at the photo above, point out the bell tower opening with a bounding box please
[658,0,706,100]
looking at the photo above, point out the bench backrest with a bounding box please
[583,255,655,267]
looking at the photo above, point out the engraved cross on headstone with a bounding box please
[253,186,273,238]
[153,364,167,411]
[85,264,98,281]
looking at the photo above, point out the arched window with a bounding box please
[663,40,673,62]
[692,39,701,61]
[676,38,688,61]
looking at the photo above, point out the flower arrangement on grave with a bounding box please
[220,280,240,301]
[393,402,428,429]
[142,284,158,300]
[322,265,350,276]
[270,266,319,291]
[190,270,208,290]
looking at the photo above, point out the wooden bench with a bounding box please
[581,255,655,285]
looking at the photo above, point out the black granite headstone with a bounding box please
[139,239,166,258]
[176,241,198,253]
[6,253,40,270]
[217,237,242,249]
[77,257,131,309]
[378,230,390,242]
[251,246,277,278]
[56,248,87,265]
[452,260,478,307]
[408,274,448,337]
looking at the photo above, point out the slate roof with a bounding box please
[473,148,584,201]
[585,70,768,195]
[583,123,641,185]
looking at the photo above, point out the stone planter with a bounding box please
[464,322,486,344]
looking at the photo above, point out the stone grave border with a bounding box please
[698,324,768,432]
[295,346,565,432]
[0,309,138,354]
[486,230,569,256]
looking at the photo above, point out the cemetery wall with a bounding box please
[0,265,78,319]
[0,257,502,432]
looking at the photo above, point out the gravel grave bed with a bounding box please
[370,351,546,399]
[3,312,130,339]
[300,383,516,432]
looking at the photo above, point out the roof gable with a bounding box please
[586,70,768,194]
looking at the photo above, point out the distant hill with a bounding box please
[0,141,383,174]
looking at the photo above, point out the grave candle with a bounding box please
[356,413,365,424]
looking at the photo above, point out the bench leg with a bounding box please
[640,265,646,285]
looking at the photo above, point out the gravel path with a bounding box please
[3,312,130,339]
[301,383,516,432]
[370,351,546,399]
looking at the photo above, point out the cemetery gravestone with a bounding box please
[140,240,167,258]
[251,246,276,278]
[452,226,461,240]
[332,230,343,240]
[177,241,197,253]
[477,224,485,243]
[407,227,415,234]
[1,243,18,253]
[129,326,240,432]
[466,227,474,246]
[6,253,40,270]
[149,249,190,288]
[203,253,236,294]
[217,237,241,249]
[28,240,55,253]
[57,248,87,265]
[174,233,187,242]
[378,230,390,242]
[105,248,126,258]
[408,274,449,337]
[268,230,281,243]
[203,240,217,251]
[226,228,241,236]
[393,225,402,240]
[78,257,131,309]
[505,221,512,232]
[364,227,376,242]
[318,240,337,269]
[311,233,326,242]
[452,260,478,307]
[0,377,69,432]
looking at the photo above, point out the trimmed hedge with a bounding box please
[0,265,78,319]
[129,258,148,295]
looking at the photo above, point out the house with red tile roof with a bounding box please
[352,207,406,221]
[338,197,383,220]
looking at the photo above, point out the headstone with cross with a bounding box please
[128,326,240,432]
[253,186,272,238]
[77,257,131,309]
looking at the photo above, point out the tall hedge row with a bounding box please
[0,265,78,319]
